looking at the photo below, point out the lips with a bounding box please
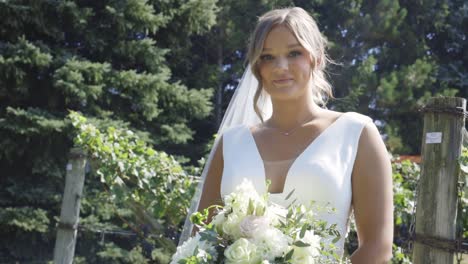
[273,78,294,84]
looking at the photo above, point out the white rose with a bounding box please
[171,234,217,264]
[300,230,321,256]
[239,215,270,238]
[289,230,322,264]
[171,235,199,264]
[290,247,316,264]
[225,193,248,216]
[211,211,226,234]
[222,213,243,239]
[252,227,290,261]
[224,238,261,264]
[224,179,267,217]
[264,204,287,226]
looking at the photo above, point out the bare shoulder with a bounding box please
[318,109,368,125]
[336,110,373,124]
[320,110,378,143]
[320,109,344,120]
[352,112,391,190]
[356,116,384,154]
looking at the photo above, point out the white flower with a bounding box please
[300,230,322,256]
[224,179,267,217]
[211,210,227,234]
[239,215,270,238]
[290,230,322,264]
[222,212,243,239]
[224,238,261,264]
[264,203,287,226]
[252,227,291,261]
[290,247,316,264]
[170,234,217,264]
[220,179,269,240]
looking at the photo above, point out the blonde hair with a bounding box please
[247,7,334,122]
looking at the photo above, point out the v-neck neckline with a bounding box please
[244,112,349,194]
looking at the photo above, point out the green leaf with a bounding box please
[332,235,341,244]
[284,249,294,261]
[293,240,311,247]
[285,188,295,200]
[299,223,309,238]
[247,198,254,215]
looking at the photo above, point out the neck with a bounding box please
[267,94,323,130]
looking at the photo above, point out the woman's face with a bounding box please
[258,25,313,100]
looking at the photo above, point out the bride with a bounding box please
[181,7,393,263]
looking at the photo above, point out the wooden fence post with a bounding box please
[413,97,466,263]
[53,148,87,264]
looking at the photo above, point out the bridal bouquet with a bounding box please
[171,179,347,264]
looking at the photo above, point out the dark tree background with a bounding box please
[0,0,217,262]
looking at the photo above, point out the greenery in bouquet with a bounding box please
[171,179,349,264]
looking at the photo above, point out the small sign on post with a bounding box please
[425,132,443,144]
[53,148,87,264]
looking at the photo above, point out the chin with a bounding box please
[266,86,305,100]
[270,91,303,101]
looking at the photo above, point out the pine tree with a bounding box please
[298,0,467,153]
[0,0,217,262]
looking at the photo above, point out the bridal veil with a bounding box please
[178,65,272,244]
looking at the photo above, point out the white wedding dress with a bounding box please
[220,112,373,258]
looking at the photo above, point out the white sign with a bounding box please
[426,132,442,144]
[66,163,73,171]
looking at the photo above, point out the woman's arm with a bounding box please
[195,136,224,229]
[350,122,394,263]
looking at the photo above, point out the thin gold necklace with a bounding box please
[266,116,315,136]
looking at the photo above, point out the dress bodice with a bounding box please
[220,112,373,257]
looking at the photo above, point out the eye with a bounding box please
[260,54,274,61]
[289,50,302,57]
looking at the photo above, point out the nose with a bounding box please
[274,56,289,70]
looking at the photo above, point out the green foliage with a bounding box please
[459,145,468,239]
[345,157,415,263]
[98,243,149,264]
[0,0,216,262]
[460,145,468,174]
[53,58,111,107]
[176,0,219,34]
[391,244,412,264]
[104,0,170,34]
[392,159,419,226]
[0,207,49,233]
[346,155,466,263]
[0,106,67,135]
[0,37,52,99]
[70,111,198,262]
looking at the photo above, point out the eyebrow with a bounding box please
[262,43,302,51]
